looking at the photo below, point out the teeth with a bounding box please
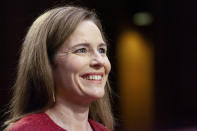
[83,75,102,80]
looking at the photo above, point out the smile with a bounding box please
[81,73,104,81]
[83,75,102,80]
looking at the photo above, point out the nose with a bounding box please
[89,52,104,69]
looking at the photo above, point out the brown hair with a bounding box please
[4,6,114,130]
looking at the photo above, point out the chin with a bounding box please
[84,87,105,101]
[91,91,105,99]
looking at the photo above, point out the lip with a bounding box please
[80,72,104,77]
[80,72,104,84]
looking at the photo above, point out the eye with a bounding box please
[98,48,106,54]
[74,48,87,54]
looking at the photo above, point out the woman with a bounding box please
[4,5,114,131]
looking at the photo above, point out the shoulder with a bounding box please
[88,119,110,131]
[8,113,53,131]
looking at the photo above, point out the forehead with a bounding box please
[64,20,104,48]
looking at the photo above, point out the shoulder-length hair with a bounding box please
[4,6,114,130]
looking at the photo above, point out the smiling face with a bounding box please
[53,20,111,105]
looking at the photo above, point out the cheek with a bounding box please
[54,58,86,87]
[65,56,88,72]
[105,58,111,74]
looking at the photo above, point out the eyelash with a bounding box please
[98,48,106,54]
[74,48,87,53]
[74,48,107,54]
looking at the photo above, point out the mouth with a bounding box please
[80,73,104,83]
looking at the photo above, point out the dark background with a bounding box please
[1,0,197,130]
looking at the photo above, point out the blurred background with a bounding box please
[1,0,197,130]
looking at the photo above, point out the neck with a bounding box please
[45,96,92,131]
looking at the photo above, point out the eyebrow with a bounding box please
[71,43,107,48]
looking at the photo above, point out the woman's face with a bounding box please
[53,20,111,104]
